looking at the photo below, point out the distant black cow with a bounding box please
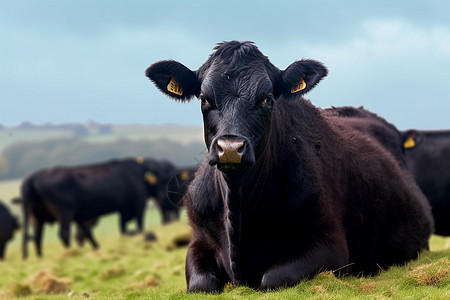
[146,41,433,292]
[164,166,197,223]
[0,201,19,260]
[21,157,178,258]
[75,166,197,246]
[402,129,450,235]
[325,107,450,236]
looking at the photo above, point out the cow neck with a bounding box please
[218,172,244,284]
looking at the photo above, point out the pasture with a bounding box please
[1,180,450,299]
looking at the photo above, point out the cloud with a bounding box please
[263,19,450,129]
[2,2,450,129]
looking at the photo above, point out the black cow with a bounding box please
[146,41,433,292]
[402,129,450,235]
[75,166,197,246]
[325,107,450,236]
[21,157,178,258]
[0,201,19,260]
[164,166,198,223]
[323,106,407,166]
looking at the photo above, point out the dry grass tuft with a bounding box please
[26,269,70,294]
[26,269,54,286]
[153,261,167,270]
[141,274,159,287]
[9,282,32,297]
[59,248,83,260]
[39,276,70,294]
[356,281,377,293]
[130,274,160,289]
[99,266,126,280]
[409,257,450,286]
[171,265,183,276]
[310,284,328,293]
[317,271,336,279]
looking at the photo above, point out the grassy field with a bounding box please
[1,180,450,299]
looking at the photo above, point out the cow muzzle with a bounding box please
[209,135,255,173]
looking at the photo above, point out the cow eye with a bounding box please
[260,97,272,108]
[199,95,207,104]
[200,95,212,109]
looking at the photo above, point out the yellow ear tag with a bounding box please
[136,156,144,164]
[167,77,183,96]
[291,79,306,93]
[403,136,416,149]
[180,170,190,181]
[145,172,158,185]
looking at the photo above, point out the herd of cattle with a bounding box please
[0,40,449,293]
[0,158,196,259]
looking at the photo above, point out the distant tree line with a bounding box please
[0,138,205,180]
[0,121,112,137]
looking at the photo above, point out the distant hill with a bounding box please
[0,122,205,181]
[0,122,203,152]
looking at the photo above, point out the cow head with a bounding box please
[146,41,327,176]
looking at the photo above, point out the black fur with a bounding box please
[0,201,19,260]
[402,129,450,235]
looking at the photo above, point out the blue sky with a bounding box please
[1,0,450,130]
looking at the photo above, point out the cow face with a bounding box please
[146,41,327,175]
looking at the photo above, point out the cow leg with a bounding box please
[119,214,127,235]
[75,224,85,247]
[33,222,44,257]
[0,241,5,260]
[59,220,71,248]
[75,220,99,249]
[260,241,349,290]
[185,239,228,293]
[136,212,144,233]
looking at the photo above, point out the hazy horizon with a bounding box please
[2,1,450,130]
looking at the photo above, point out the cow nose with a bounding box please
[216,138,246,164]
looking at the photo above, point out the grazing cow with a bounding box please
[145,41,433,292]
[402,129,450,235]
[21,157,178,258]
[0,201,19,260]
[74,166,194,247]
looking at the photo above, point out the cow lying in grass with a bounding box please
[146,41,433,292]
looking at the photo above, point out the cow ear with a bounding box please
[277,59,328,98]
[145,60,200,102]
[403,130,423,149]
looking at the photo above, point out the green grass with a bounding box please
[1,180,450,299]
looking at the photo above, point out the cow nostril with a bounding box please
[217,144,224,155]
[237,144,245,155]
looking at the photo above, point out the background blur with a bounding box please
[2,0,450,130]
[1,2,449,297]
[1,0,450,181]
